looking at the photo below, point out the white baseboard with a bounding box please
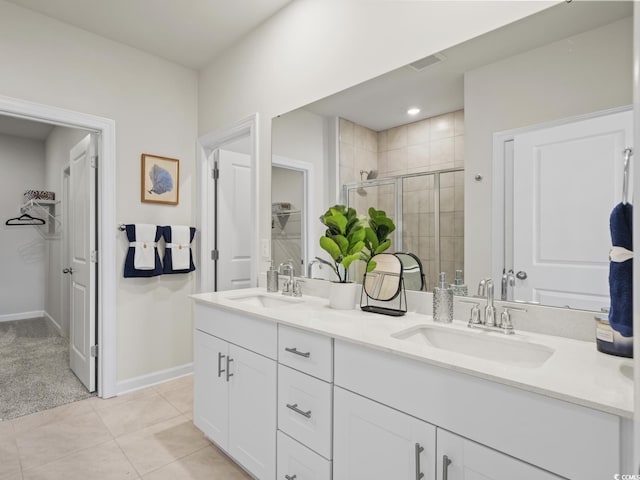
[43,311,63,335]
[115,363,193,396]
[0,310,45,322]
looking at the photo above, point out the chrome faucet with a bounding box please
[501,269,516,301]
[279,259,303,297]
[477,278,487,297]
[465,277,521,334]
[484,280,496,327]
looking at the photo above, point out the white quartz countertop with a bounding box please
[191,288,633,418]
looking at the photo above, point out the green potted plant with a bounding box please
[316,205,366,308]
[362,207,396,268]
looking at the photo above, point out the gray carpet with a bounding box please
[0,317,93,421]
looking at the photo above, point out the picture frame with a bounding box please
[141,154,179,205]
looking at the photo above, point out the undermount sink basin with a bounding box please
[226,293,303,308]
[392,324,554,368]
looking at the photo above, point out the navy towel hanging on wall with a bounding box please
[161,225,196,274]
[608,202,633,337]
[123,224,163,277]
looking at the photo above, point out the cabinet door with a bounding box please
[334,386,436,480]
[193,330,229,449]
[437,429,561,480]
[228,344,277,480]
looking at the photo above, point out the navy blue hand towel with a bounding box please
[161,226,196,274]
[123,224,163,277]
[609,202,633,337]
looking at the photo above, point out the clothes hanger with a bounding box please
[5,213,46,226]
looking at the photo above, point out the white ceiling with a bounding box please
[304,1,633,131]
[4,0,294,69]
[0,116,54,140]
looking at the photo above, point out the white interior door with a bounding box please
[69,134,96,392]
[217,148,253,291]
[512,110,633,310]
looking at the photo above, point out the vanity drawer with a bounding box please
[277,431,332,480]
[278,364,332,459]
[279,325,333,381]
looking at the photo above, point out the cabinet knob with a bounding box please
[284,475,297,480]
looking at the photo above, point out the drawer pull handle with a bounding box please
[226,357,234,382]
[415,443,424,480]
[284,347,311,358]
[286,403,312,418]
[285,475,297,480]
[217,352,225,378]
[442,454,452,480]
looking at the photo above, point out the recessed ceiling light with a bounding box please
[407,107,421,116]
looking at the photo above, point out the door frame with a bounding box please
[61,163,71,338]
[491,104,632,287]
[0,94,117,398]
[271,154,314,276]
[196,114,259,293]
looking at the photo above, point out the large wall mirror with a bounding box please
[271,1,633,311]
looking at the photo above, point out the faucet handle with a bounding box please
[499,306,526,334]
[293,279,304,297]
[460,300,481,326]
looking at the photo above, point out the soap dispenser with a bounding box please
[266,262,279,292]
[450,269,468,296]
[433,272,453,323]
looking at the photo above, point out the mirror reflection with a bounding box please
[363,253,402,302]
[396,253,425,292]
[271,1,633,311]
[271,166,304,276]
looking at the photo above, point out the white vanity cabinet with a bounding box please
[193,304,277,480]
[276,325,334,480]
[436,429,560,480]
[334,340,621,479]
[333,386,436,480]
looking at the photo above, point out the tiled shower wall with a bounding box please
[339,110,465,289]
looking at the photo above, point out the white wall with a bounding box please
[0,133,46,318]
[464,17,633,288]
[0,0,198,385]
[272,167,304,207]
[198,0,554,277]
[44,126,90,336]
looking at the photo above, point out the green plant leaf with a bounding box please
[324,213,347,235]
[374,239,391,254]
[366,260,377,272]
[334,235,349,254]
[341,253,362,272]
[348,240,365,255]
[319,236,341,261]
[364,227,379,249]
[348,227,365,245]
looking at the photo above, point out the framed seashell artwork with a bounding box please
[141,153,179,205]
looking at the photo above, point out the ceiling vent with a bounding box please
[407,52,447,72]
